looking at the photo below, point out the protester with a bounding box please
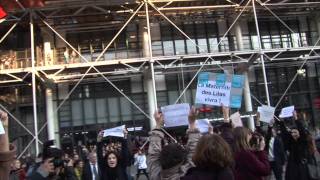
[97,129,130,180]
[0,110,16,180]
[74,160,84,180]
[181,134,234,180]
[277,111,311,180]
[233,126,271,180]
[82,152,101,180]
[9,159,26,180]
[134,149,149,180]
[147,107,201,180]
[265,119,286,180]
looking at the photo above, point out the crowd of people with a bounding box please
[0,104,320,180]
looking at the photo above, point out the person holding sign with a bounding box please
[0,110,16,180]
[147,107,201,180]
[276,111,311,180]
[97,128,129,180]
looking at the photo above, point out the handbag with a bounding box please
[307,152,320,180]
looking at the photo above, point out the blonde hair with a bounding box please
[233,127,252,153]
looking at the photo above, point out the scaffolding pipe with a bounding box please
[146,2,158,129]
[252,0,270,106]
[158,4,239,10]
[30,11,40,155]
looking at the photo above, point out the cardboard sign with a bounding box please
[279,106,295,118]
[161,103,190,127]
[195,73,244,108]
[103,125,125,137]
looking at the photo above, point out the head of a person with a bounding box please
[73,154,80,161]
[74,160,84,169]
[192,134,233,169]
[160,143,187,170]
[138,149,143,155]
[14,159,21,170]
[88,152,97,164]
[105,151,119,168]
[290,128,300,140]
[233,127,252,152]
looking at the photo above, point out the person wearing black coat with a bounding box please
[277,112,310,180]
[82,152,102,180]
[265,122,286,180]
[97,130,129,180]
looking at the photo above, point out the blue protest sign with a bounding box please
[232,75,244,88]
[230,95,242,108]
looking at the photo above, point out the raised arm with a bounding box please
[147,110,165,180]
[96,131,105,168]
[119,129,129,167]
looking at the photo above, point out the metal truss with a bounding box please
[1,0,320,156]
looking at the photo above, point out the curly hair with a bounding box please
[192,134,233,169]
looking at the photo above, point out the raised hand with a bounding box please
[293,110,298,121]
[0,110,8,127]
[154,110,163,129]
[97,130,104,142]
[188,106,198,130]
[221,104,230,123]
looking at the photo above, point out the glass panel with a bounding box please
[72,100,83,126]
[175,40,186,55]
[197,38,208,53]
[209,38,219,52]
[168,91,179,104]
[96,98,107,123]
[108,98,120,122]
[163,41,174,56]
[186,39,197,54]
[84,99,95,124]
[120,97,132,121]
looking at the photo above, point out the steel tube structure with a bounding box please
[252,0,271,106]
[30,10,40,155]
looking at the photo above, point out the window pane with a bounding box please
[163,41,174,56]
[72,100,83,126]
[84,99,95,124]
[108,98,120,122]
[168,91,179,104]
[120,97,132,121]
[96,98,107,123]
[175,40,186,55]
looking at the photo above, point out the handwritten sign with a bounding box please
[195,73,244,108]
[0,121,4,135]
[161,103,190,127]
[258,105,275,123]
[279,106,295,118]
[103,125,125,137]
[196,119,210,133]
[230,112,242,127]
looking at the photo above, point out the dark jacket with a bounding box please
[265,126,286,166]
[278,120,311,180]
[97,138,129,180]
[181,167,234,180]
[0,144,16,180]
[82,162,102,180]
[234,150,270,180]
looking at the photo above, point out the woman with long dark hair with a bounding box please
[97,130,129,180]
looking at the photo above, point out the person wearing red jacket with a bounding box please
[233,127,271,180]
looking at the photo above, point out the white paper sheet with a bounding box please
[196,119,210,133]
[259,105,275,123]
[103,125,125,137]
[279,106,295,118]
[0,121,4,135]
[230,111,242,127]
[161,103,190,127]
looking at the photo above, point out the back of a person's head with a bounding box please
[192,134,233,169]
[160,143,187,170]
[233,127,251,153]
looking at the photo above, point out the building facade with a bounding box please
[1,0,320,155]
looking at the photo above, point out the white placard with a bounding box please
[0,121,4,135]
[279,106,295,118]
[103,125,125,137]
[161,103,190,127]
[230,112,242,127]
[196,80,232,107]
[196,119,210,133]
[259,105,275,123]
